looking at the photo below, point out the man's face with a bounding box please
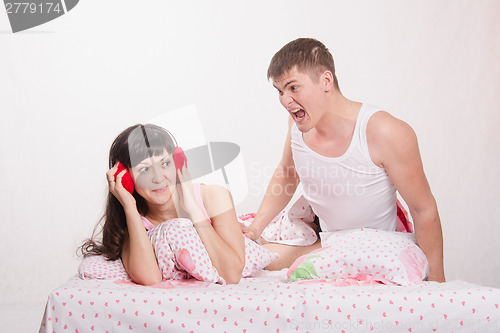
[272,66,326,133]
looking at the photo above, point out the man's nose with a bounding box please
[279,92,294,108]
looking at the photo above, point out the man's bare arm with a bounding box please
[243,116,300,240]
[368,111,445,282]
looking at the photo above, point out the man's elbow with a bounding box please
[411,199,440,224]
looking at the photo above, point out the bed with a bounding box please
[39,270,500,332]
[39,197,500,332]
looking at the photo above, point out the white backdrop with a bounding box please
[1,0,499,331]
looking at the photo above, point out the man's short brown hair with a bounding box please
[267,38,339,89]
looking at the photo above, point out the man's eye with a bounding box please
[291,86,297,91]
[277,90,283,96]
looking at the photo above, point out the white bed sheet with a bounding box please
[40,271,500,333]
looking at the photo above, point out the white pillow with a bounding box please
[79,218,279,283]
[287,228,428,285]
[150,218,279,282]
[78,255,132,281]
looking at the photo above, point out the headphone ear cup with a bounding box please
[114,162,135,194]
[173,147,187,172]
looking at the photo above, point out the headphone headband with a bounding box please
[139,124,178,151]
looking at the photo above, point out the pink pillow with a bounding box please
[150,218,279,283]
[78,255,132,281]
[78,223,189,282]
[242,237,279,277]
[78,243,188,282]
[79,218,279,284]
[287,228,428,285]
[149,219,226,284]
[147,221,193,281]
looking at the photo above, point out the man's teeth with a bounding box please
[291,108,305,119]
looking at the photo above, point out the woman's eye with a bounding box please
[162,161,171,167]
[139,167,149,173]
[291,86,297,91]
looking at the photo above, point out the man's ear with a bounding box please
[321,70,335,92]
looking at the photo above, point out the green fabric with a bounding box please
[288,255,320,281]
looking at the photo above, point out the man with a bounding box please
[243,38,445,282]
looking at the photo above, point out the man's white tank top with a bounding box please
[291,103,397,232]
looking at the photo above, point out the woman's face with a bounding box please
[130,150,177,206]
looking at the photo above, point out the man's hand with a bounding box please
[241,223,260,241]
[426,273,446,283]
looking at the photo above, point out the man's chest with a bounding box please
[302,129,355,158]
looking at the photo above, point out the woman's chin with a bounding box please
[145,190,172,205]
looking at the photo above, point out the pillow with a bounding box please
[78,223,188,282]
[78,255,132,281]
[79,218,279,284]
[287,228,428,285]
[149,219,226,284]
[147,221,193,281]
[242,237,279,277]
[150,218,279,283]
[258,196,319,246]
[78,240,188,282]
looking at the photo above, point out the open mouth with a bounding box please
[291,108,306,121]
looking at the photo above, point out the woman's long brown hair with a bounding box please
[79,124,176,260]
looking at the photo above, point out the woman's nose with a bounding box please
[151,167,165,183]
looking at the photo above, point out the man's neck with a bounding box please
[314,92,361,138]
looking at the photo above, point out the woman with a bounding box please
[81,124,245,285]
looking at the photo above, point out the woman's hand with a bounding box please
[106,163,136,209]
[175,165,205,223]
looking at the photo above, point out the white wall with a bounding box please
[1,0,499,330]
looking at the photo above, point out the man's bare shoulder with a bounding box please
[367,111,418,166]
[368,111,416,141]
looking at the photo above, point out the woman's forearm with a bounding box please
[121,208,162,285]
[191,210,245,284]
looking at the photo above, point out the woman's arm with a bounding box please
[108,166,162,286]
[198,185,246,284]
[177,174,245,284]
[120,208,162,286]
